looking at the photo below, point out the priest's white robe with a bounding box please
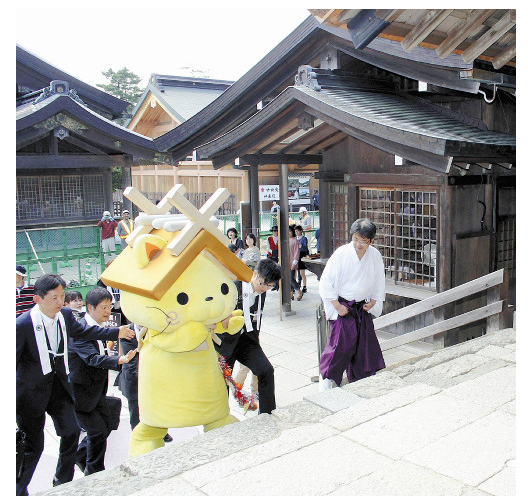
[319,243,385,320]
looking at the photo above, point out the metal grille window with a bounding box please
[360,187,438,290]
[329,184,349,251]
[16,174,105,221]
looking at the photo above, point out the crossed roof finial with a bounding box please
[123,184,230,256]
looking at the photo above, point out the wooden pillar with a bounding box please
[249,164,260,239]
[121,166,133,214]
[103,171,113,215]
[279,164,294,314]
[320,179,332,258]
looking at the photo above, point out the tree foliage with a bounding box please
[96,67,144,107]
[112,167,122,192]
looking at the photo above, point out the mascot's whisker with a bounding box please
[146,306,180,334]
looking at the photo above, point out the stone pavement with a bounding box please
[30,272,516,495]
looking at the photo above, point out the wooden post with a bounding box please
[279,164,294,315]
[432,307,445,350]
[486,285,501,334]
[249,164,260,240]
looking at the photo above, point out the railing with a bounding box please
[16,251,118,298]
[16,212,320,292]
[375,269,510,351]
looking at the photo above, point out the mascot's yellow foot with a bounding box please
[129,422,168,457]
[203,414,239,432]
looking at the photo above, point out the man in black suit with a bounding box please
[214,258,281,414]
[16,274,135,496]
[70,287,137,475]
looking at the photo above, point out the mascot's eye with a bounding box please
[221,283,229,295]
[177,292,189,305]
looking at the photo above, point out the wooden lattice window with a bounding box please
[496,216,515,280]
[16,174,105,221]
[329,184,349,252]
[359,187,438,290]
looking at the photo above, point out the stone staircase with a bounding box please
[39,326,515,496]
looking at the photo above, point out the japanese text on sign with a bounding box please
[259,185,280,201]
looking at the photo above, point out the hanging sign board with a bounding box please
[259,185,280,201]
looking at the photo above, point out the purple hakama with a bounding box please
[319,298,385,386]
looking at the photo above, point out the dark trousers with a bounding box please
[16,376,80,496]
[226,331,275,414]
[74,394,112,475]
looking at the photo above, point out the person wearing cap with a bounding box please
[16,265,35,318]
[116,210,134,249]
[97,211,118,262]
[298,207,312,230]
[266,225,279,263]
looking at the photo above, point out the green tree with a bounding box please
[112,167,122,192]
[96,67,143,108]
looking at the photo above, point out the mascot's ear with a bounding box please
[133,234,167,268]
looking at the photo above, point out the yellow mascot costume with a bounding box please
[101,185,253,457]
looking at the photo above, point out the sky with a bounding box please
[15,6,311,89]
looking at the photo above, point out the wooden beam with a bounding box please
[240,154,322,166]
[17,155,124,169]
[453,162,470,170]
[308,9,335,24]
[259,125,304,153]
[476,162,493,170]
[401,9,454,53]
[64,135,108,156]
[462,10,516,64]
[49,135,58,155]
[337,9,362,24]
[436,9,496,59]
[348,173,444,186]
[492,43,516,69]
[300,129,342,154]
[495,162,513,170]
[375,9,404,22]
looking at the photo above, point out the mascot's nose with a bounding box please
[205,297,213,301]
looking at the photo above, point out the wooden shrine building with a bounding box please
[16,45,168,229]
[151,11,516,342]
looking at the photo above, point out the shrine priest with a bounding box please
[318,218,386,390]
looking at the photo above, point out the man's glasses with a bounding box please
[258,276,275,288]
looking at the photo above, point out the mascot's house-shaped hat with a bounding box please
[101,185,252,300]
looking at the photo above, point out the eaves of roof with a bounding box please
[195,84,515,173]
[153,15,321,156]
[154,15,490,161]
[16,94,166,161]
[16,45,129,117]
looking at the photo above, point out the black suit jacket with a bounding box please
[16,307,120,418]
[68,317,121,412]
[214,280,266,360]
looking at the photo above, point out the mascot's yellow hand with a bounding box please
[232,309,243,317]
[214,314,245,336]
